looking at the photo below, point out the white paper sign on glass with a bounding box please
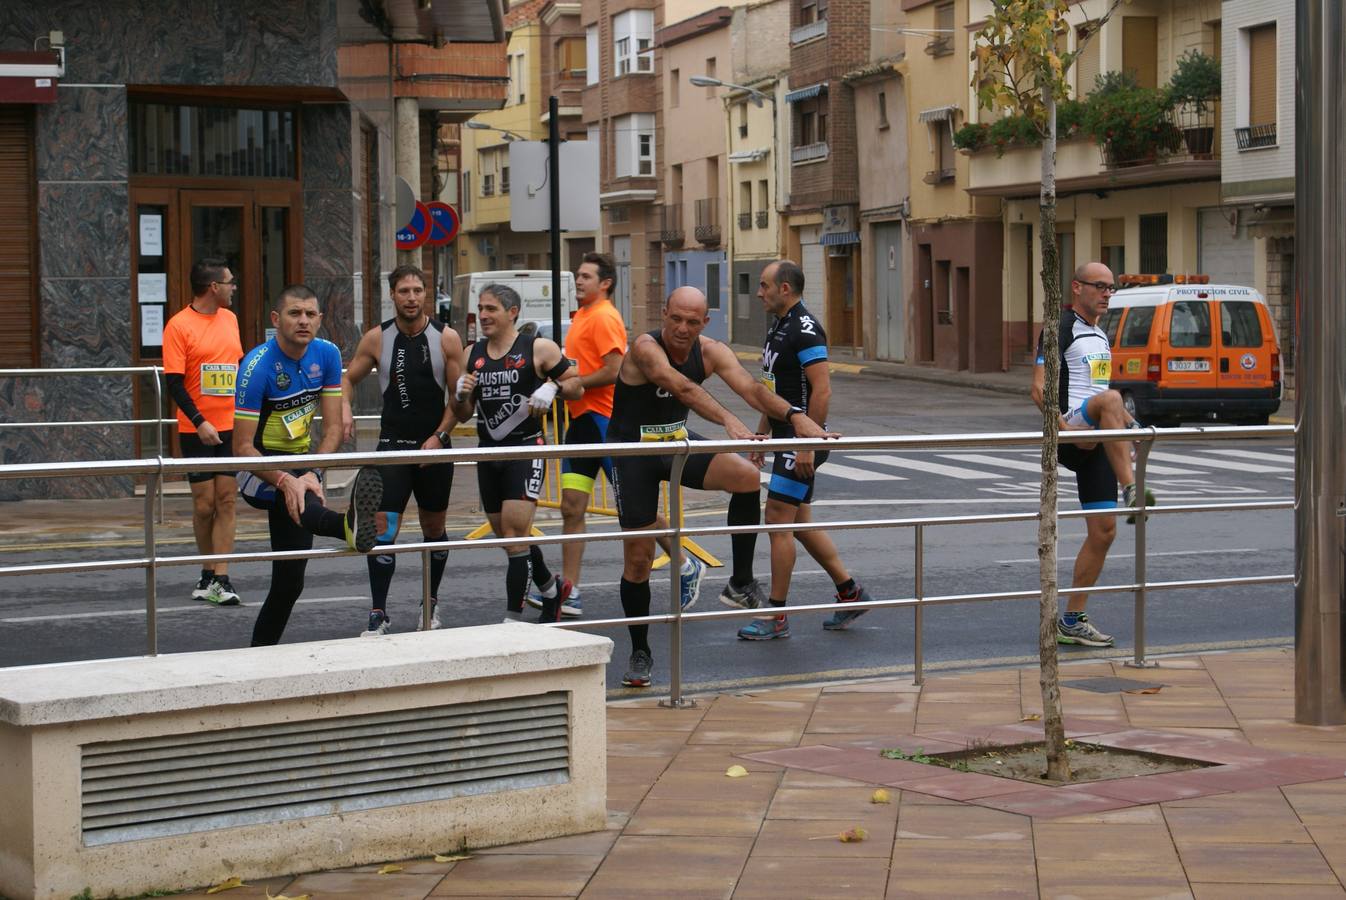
[139,215,163,257]
[140,303,165,345]
[137,273,168,304]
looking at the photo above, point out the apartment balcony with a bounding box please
[966,133,1220,199]
[738,212,753,230]
[659,204,684,247]
[1235,123,1277,150]
[791,142,829,165]
[922,168,955,185]
[790,18,827,45]
[756,210,769,229]
[694,198,721,247]
[924,35,953,57]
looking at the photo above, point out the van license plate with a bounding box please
[1168,359,1210,372]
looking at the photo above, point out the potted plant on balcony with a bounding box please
[1167,49,1221,157]
[1082,80,1181,167]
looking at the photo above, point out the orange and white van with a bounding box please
[1098,275,1282,426]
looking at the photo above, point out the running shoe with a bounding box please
[738,615,790,641]
[206,575,242,606]
[536,578,574,624]
[526,586,583,617]
[361,610,391,637]
[190,573,214,602]
[679,556,706,611]
[1056,613,1114,647]
[1123,484,1158,525]
[823,584,872,631]
[418,599,441,631]
[622,649,653,687]
[719,578,766,611]
[344,467,384,553]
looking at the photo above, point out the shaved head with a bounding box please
[1074,261,1113,283]
[666,285,709,314]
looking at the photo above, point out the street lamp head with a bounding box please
[465,121,521,141]
[689,75,722,87]
[465,120,490,130]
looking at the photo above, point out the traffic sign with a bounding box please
[424,201,460,247]
[396,202,432,250]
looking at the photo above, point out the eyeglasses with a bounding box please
[214,279,237,287]
[1075,280,1117,294]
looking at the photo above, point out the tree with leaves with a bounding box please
[971,0,1124,781]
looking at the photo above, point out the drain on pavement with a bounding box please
[1062,676,1167,694]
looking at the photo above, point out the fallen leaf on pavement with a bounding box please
[206,877,247,894]
[1020,714,1041,721]
[434,854,472,863]
[1123,686,1163,695]
[377,864,404,875]
[870,789,891,804]
[839,827,869,843]
[266,892,311,900]
[725,765,749,778]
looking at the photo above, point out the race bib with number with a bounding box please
[200,363,237,396]
[1086,354,1111,384]
[758,370,776,392]
[639,421,689,442]
[280,400,317,439]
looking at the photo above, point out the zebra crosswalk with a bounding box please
[757,444,1294,496]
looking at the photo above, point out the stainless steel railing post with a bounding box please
[659,446,696,709]
[422,548,433,631]
[152,368,165,525]
[144,462,161,656]
[1125,434,1157,668]
[914,523,925,685]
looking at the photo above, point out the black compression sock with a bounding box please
[529,544,555,591]
[429,533,449,599]
[728,489,761,586]
[367,542,395,611]
[506,551,530,613]
[836,578,856,596]
[620,577,651,654]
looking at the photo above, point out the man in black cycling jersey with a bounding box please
[234,285,384,646]
[341,265,464,636]
[608,285,837,687]
[739,260,874,642]
[450,284,582,623]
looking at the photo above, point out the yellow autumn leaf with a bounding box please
[206,876,247,894]
[839,827,869,843]
[377,864,404,875]
[725,765,749,778]
[434,854,472,863]
[266,893,311,900]
[870,789,891,804]
[1021,714,1041,721]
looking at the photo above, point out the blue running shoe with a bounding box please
[679,556,706,610]
[527,586,583,617]
[360,609,390,637]
[823,585,872,631]
[738,615,790,641]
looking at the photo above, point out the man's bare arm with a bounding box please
[1031,363,1045,412]
[703,340,838,439]
[340,327,381,441]
[631,336,754,439]
[581,351,623,390]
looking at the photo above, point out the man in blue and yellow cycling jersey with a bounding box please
[234,284,384,646]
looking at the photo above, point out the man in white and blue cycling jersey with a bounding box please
[1031,261,1156,648]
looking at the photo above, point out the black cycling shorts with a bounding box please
[179,430,236,484]
[477,438,545,514]
[610,429,715,529]
[377,437,454,514]
[766,447,830,506]
[1058,443,1118,510]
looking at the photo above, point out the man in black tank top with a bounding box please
[607,286,838,687]
[450,283,583,623]
[342,265,465,636]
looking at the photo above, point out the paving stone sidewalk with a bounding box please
[166,647,1345,899]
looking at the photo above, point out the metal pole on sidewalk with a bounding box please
[1295,0,1346,725]
[548,95,563,344]
[152,368,165,525]
[1126,438,1157,668]
[913,524,924,686]
[422,548,433,631]
[144,468,160,656]
[660,449,696,709]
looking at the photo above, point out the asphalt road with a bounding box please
[0,369,1293,696]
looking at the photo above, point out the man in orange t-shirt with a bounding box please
[163,258,245,606]
[541,253,628,617]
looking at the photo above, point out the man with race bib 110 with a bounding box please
[1032,261,1157,648]
[450,284,582,623]
[739,259,875,641]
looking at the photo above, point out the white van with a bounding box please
[445,270,577,342]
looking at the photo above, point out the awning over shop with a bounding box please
[784,83,827,104]
[0,52,61,103]
[820,231,860,246]
[728,148,769,163]
[917,104,959,123]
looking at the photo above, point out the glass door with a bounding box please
[178,190,255,349]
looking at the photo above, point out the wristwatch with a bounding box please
[786,405,806,420]
[435,430,451,445]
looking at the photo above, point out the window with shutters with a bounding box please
[1237,23,1278,149]
[1121,16,1159,89]
[1075,22,1100,97]
[0,107,39,366]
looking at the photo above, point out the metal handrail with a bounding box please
[0,424,1295,703]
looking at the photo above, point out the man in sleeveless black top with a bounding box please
[450,284,582,623]
[342,265,464,636]
[607,286,837,687]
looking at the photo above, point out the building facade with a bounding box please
[0,0,504,497]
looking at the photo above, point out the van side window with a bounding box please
[1119,306,1155,347]
[1098,309,1123,345]
[1169,300,1212,348]
[1220,301,1263,347]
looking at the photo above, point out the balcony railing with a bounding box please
[659,204,684,247]
[694,198,721,247]
[755,210,769,229]
[790,19,828,44]
[922,168,955,185]
[738,212,753,230]
[1235,123,1277,150]
[924,35,953,57]
[791,142,828,164]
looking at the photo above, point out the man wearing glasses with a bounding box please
[1031,261,1156,648]
[164,258,245,606]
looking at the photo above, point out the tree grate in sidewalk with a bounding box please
[1062,676,1167,693]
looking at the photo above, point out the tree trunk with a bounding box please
[1037,82,1070,782]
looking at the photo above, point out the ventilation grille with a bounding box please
[81,692,570,846]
